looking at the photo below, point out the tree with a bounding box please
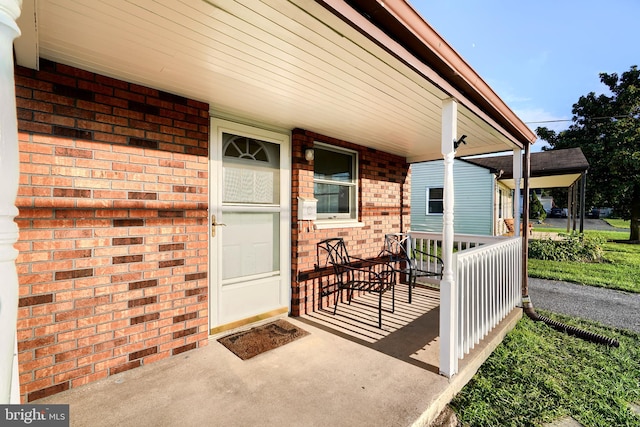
[529,191,547,222]
[537,65,640,241]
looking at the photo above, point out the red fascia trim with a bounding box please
[383,1,536,143]
[318,0,537,146]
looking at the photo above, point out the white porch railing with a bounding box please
[409,232,522,377]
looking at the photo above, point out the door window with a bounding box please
[223,134,280,204]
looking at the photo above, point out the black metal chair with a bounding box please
[379,233,443,303]
[316,238,396,328]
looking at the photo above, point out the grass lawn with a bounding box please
[528,229,640,293]
[605,218,631,229]
[451,311,640,426]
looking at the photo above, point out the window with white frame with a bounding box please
[426,187,444,215]
[314,143,357,220]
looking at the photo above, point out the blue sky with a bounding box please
[410,0,640,150]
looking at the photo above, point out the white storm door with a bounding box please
[209,119,291,329]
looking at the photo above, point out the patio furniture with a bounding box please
[504,218,533,236]
[379,233,444,303]
[316,238,396,328]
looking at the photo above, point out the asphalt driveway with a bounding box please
[535,217,619,231]
[528,217,638,332]
[528,278,640,333]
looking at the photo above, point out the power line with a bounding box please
[526,115,634,125]
[525,119,571,124]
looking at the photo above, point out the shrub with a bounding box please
[529,192,547,222]
[528,232,605,262]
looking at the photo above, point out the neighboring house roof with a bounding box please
[463,147,590,189]
[14,0,536,163]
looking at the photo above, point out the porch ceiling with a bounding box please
[14,0,534,162]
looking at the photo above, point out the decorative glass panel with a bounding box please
[223,133,280,204]
[224,136,269,162]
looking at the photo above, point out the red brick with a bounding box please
[57,326,97,342]
[19,294,53,307]
[53,366,93,382]
[16,60,212,402]
[96,320,129,336]
[27,381,69,402]
[77,350,115,367]
[71,370,108,388]
[33,320,77,338]
[78,313,113,327]
[55,346,93,363]
[95,355,128,372]
[77,331,115,348]
[94,337,128,352]
[172,343,197,355]
[18,335,55,352]
[19,356,55,375]
[110,360,141,375]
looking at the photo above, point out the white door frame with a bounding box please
[208,118,291,331]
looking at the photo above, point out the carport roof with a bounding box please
[463,147,590,189]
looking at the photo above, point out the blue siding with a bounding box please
[411,160,494,235]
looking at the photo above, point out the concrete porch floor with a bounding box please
[35,286,522,427]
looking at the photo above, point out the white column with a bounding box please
[512,148,522,237]
[0,0,22,404]
[566,185,572,232]
[439,98,457,377]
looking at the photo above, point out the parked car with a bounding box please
[548,207,567,218]
[587,208,600,219]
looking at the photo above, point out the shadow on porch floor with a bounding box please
[299,285,441,374]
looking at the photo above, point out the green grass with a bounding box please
[605,218,631,229]
[451,311,640,427]
[528,229,640,293]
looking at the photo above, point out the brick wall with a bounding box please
[14,60,210,402]
[290,128,410,316]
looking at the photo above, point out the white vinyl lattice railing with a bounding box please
[454,237,522,361]
[409,232,522,377]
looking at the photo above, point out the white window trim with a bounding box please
[426,186,444,215]
[313,142,359,222]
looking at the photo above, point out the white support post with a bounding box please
[512,148,522,237]
[566,184,572,232]
[0,0,22,404]
[439,98,457,377]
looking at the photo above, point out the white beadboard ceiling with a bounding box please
[15,0,528,162]
[500,174,583,190]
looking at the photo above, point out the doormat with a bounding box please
[217,319,309,360]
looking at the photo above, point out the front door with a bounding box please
[209,119,291,330]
